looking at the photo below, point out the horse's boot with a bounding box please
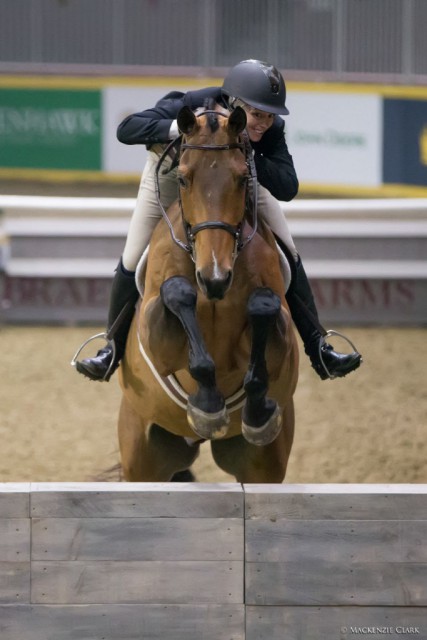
[75,259,139,382]
[286,257,362,380]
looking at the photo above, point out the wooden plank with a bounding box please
[32,517,243,561]
[30,483,243,518]
[244,483,427,495]
[244,485,427,520]
[246,520,427,562]
[0,604,245,640]
[246,561,427,606]
[0,484,30,517]
[0,519,30,561]
[246,606,427,640]
[31,560,244,604]
[0,562,30,603]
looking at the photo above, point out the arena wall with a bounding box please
[1,196,426,326]
[1,483,426,639]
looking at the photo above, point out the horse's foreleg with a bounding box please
[160,276,229,440]
[242,287,282,446]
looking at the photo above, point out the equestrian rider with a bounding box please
[75,59,362,382]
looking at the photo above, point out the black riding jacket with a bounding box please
[117,87,299,202]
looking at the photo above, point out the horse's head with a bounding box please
[177,103,249,300]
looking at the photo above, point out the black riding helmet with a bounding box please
[222,59,289,115]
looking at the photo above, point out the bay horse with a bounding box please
[118,102,299,483]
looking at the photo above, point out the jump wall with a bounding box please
[1,483,426,640]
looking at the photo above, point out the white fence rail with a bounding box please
[1,197,426,325]
[2,195,427,217]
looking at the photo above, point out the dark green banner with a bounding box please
[0,88,101,170]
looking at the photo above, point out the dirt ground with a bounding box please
[0,325,425,484]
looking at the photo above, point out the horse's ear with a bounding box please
[177,106,198,135]
[228,106,247,136]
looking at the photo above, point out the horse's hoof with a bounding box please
[242,405,282,446]
[187,403,230,440]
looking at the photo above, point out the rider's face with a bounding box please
[243,106,275,142]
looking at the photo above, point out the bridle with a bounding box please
[154,110,258,261]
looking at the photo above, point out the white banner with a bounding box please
[102,86,169,174]
[285,92,382,187]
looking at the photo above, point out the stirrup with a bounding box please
[70,332,117,382]
[318,329,361,380]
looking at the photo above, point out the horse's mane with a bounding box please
[201,97,226,133]
[193,99,232,134]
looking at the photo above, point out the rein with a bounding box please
[154,110,258,259]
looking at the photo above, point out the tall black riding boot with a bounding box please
[286,257,362,380]
[75,259,140,382]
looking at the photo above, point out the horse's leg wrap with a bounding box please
[242,287,282,446]
[160,276,229,439]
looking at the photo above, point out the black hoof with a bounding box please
[171,469,196,482]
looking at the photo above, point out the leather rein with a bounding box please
[154,110,258,260]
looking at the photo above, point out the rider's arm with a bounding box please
[116,87,224,146]
[253,119,299,202]
[117,93,186,145]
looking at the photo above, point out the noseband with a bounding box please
[154,110,258,259]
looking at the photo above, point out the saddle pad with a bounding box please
[135,246,150,298]
[276,242,292,293]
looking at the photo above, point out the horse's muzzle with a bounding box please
[196,270,233,300]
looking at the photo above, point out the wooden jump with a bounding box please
[1,483,426,639]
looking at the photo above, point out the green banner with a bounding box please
[0,88,101,170]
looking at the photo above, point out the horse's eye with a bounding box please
[238,175,249,188]
[178,174,188,188]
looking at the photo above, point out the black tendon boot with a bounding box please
[286,257,362,380]
[74,260,139,381]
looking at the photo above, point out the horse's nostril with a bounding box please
[224,270,233,287]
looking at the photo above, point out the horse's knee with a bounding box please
[247,287,281,318]
[161,276,197,312]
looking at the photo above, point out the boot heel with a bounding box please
[71,333,117,382]
[318,330,362,380]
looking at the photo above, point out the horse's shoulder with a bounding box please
[251,224,281,258]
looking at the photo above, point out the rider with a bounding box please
[75,59,362,382]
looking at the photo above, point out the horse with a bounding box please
[117,102,299,483]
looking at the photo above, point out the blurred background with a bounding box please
[0,0,427,195]
[0,0,425,483]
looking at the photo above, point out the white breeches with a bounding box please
[122,150,298,271]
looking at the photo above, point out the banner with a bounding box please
[0,78,426,196]
[383,98,427,187]
[0,88,101,170]
[286,92,382,187]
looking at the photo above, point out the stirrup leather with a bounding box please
[318,330,360,380]
[71,332,117,382]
